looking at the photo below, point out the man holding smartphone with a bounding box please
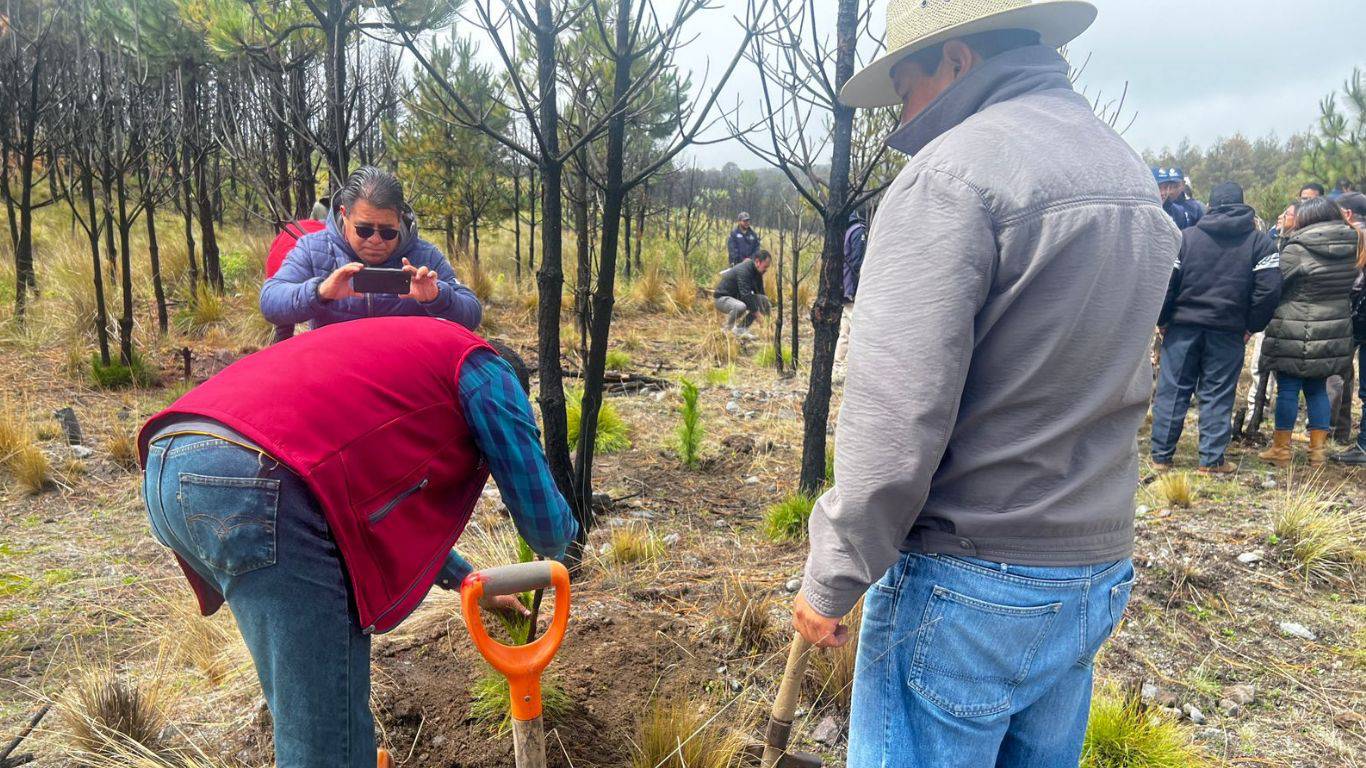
[261,166,482,331]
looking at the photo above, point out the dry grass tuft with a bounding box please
[700,328,738,366]
[1272,474,1364,585]
[805,600,862,711]
[156,596,252,687]
[107,431,140,472]
[1152,472,1194,509]
[180,284,225,334]
[458,260,497,304]
[631,263,670,312]
[59,667,169,757]
[13,443,52,494]
[607,524,665,566]
[716,577,778,655]
[670,271,698,313]
[629,697,749,768]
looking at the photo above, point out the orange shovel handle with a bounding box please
[461,561,571,722]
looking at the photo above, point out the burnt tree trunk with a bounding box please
[80,160,111,365]
[798,0,858,495]
[531,0,583,547]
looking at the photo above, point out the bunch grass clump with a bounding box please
[566,389,632,454]
[629,697,748,768]
[605,348,632,371]
[107,431,140,472]
[469,671,573,735]
[1271,474,1363,585]
[1081,686,1208,767]
[670,271,698,313]
[607,524,665,566]
[0,402,50,494]
[631,263,670,312]
[1151,472,1194,509]
[60,667,169,757]
[90,352,157,389]
[764,492,817,542]
[716,577,778,655]
[179,284,224,334]
[676,377,703,469]
[755,345,791,368]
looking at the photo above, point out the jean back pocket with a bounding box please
[179,473,280,576]
[909,586,1061,718]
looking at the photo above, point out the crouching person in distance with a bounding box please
[713,249,772,339]
[261,166,483,331]
[137,315,577,768]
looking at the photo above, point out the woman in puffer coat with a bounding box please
[1259,196,1363,465]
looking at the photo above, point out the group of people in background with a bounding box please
[1150,169,1366,470]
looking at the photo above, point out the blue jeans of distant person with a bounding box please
[848,553,1134,768]
[1274,374,1331,432]
[1150,324,1246,467]
[143,433,373,768]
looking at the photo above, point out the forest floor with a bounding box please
[1,241,1364,767]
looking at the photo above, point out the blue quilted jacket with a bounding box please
[260,208,482,331]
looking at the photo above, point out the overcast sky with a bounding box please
[668,0,1365,168]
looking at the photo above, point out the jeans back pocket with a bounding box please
[909,586,1061,718]
[179,473,280,576]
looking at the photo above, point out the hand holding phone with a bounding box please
[351,267,413,295]
[401,257,441,303]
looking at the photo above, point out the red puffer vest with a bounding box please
[138,316,493,634]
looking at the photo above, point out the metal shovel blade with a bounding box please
[743,743,824,768]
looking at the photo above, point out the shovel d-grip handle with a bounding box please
[461,561,571,722]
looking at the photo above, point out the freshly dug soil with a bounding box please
[373,605,724,768]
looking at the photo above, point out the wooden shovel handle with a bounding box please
[761,632,814,768]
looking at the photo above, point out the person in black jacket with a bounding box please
[1333,192,1366,465]
[726,212,761,266]
[713,249,771,339]
[1151,182,1282,474]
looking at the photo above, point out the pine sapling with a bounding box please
[676,378,703,469]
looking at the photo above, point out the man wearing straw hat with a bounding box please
[793,1,1181,765]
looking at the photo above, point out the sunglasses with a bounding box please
[350,220,400,242]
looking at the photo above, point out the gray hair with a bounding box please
[336,166,407,214]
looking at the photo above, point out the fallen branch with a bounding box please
[0,704,49,768]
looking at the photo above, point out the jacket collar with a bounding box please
[886,45,1076,157]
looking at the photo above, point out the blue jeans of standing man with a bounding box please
[143,433,374,768]
[848,553,1134,768]
[1150,324,1246,467]
[1275,374,1331,432]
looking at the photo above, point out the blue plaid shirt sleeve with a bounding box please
[435,349,578,590]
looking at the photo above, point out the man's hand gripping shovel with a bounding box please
[461,561,571,768]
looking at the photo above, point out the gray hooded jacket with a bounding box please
[802,46,1180,619]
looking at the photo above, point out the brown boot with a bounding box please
[1259,430,1293,466]
[1308,430,1331,465]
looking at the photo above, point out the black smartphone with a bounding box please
[351,267,411,295]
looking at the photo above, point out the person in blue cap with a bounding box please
[1154,167,1201,229]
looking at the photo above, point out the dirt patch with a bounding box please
[373,606,726,768]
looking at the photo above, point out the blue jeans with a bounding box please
[1274,374,1331,432]
[144,434,374,768]
[848,553,1134,768]
[1150,325,1245,466]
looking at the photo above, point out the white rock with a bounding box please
[72,445,94,459]
[661,533,680,547]
[1278,621,1317,641]
[1236,551,1264,565]
[725,401,741,414]
[731,390,743,400]
[1140,682,1159,701]
[743,476,760,485]
[1183,703,1206,724]
[1135,505,1151,517]
[812,716,840,745]
[785,578,801,593]
[653,390,667,402]
[1261,479,1278,490]
[1217,699,1241,717]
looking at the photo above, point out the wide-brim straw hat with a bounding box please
[840,0,1097,108]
